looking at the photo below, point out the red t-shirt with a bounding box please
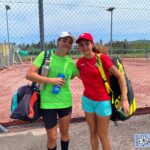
[76,53,113,101]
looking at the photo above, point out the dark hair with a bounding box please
[57,38,62,42]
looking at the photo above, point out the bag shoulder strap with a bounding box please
[38,50,51,75]
[31,50,51,88]
[96,54,114,102]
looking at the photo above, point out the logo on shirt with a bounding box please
[80,63,86,67]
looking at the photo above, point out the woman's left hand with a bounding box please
[122,98,130,116]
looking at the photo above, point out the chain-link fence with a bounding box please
[0,0,150,66]
[0,0,150,130]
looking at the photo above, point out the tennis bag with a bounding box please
[10,84,40,122]
[96,54,136,121]
[10,50,51,122]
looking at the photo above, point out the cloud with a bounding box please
[0,0,149,44]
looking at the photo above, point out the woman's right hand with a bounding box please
[49,78,66,86]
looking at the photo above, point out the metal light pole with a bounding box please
[106,7,115,56]
[38,0,45,51]
[5,5,11,65]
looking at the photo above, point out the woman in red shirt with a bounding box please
[76,32,129,150]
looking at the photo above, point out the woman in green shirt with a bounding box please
[26,32,78,150]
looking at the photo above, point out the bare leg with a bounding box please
[96,115,111,150]
[46,125,57,149]
[59,114,71,141]
[59,114,71,150]
[85,112,99,150]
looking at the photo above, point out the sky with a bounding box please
[0,0,150,44]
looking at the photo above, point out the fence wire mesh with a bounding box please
[0,1,150,58]
[0,0,150,127]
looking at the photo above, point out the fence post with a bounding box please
[38,0,45,51]
[0,53,2,69]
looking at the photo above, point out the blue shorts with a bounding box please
[82,96,112,117]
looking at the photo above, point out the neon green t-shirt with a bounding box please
[33,51,79,109]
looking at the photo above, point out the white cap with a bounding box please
[58,32,75,42]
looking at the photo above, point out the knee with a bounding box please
[89,129,98,138]
[48,134,57,143]
[99,134,109,143]
[47,135,57,149]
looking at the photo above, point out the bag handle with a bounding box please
[96,54,114,103]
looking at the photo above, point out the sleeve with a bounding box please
[100,54,113,71]
[33,51,45,68]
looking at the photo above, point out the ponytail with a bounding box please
[92,44,108,54]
